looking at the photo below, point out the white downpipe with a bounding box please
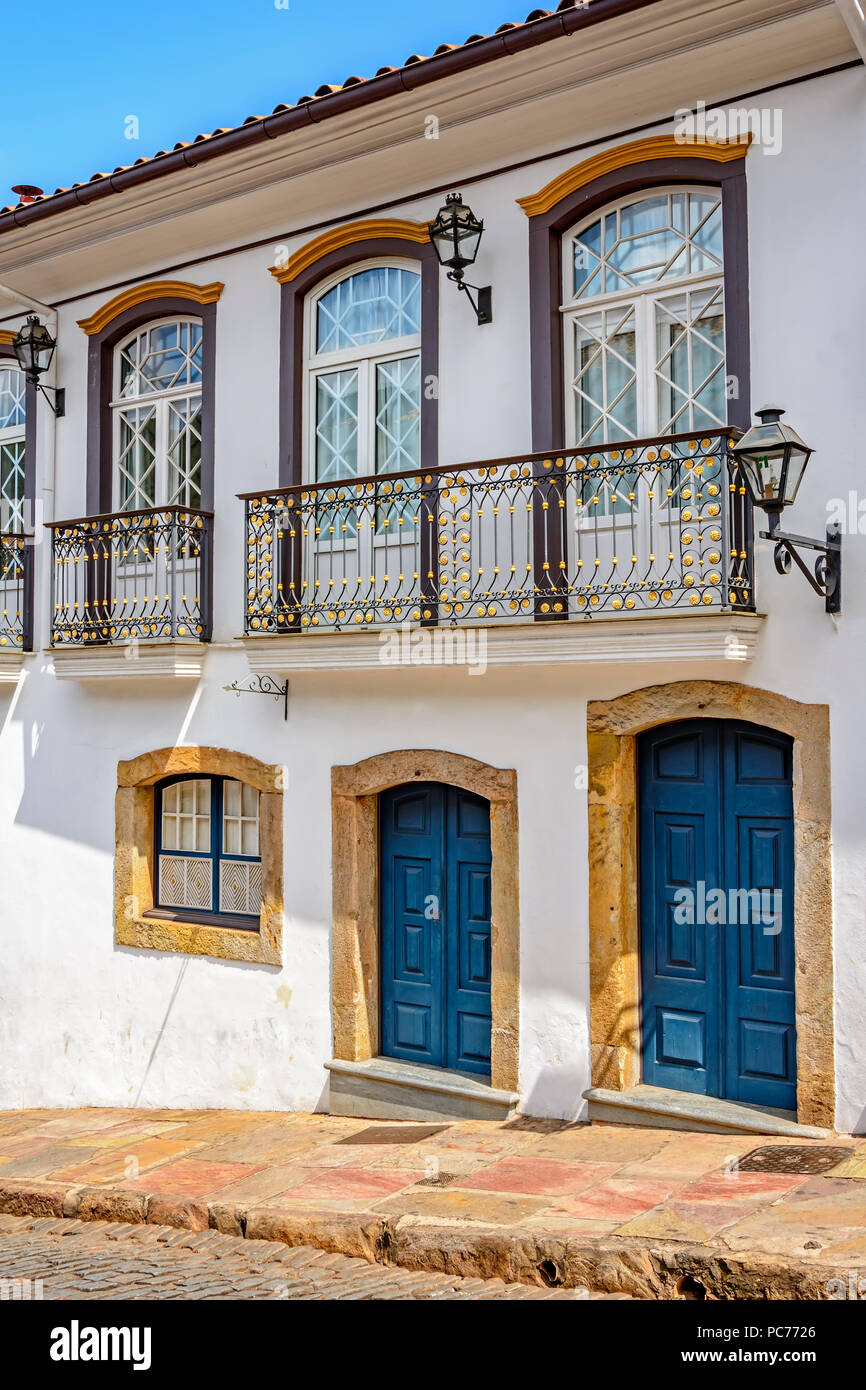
[0,281,57,325]
[835,0,866,62]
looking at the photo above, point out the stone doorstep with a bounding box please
[584,1085,832,1140]
[0,1179,861,1299]
[325,1057,519,1124]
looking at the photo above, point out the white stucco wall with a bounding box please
[1,65,864,1128]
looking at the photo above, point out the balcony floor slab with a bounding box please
[244,611,763,674]
[49,642,207,680]
[0,650,27,683]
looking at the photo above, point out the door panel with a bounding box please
[447,790,492,1075]
[722,725,796,1110]
[380,786,444,1067]
[640,725,722,1096]
[640,720,796,1110]
[381,783,492,1076]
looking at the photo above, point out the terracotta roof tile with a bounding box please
[0,2,652,220]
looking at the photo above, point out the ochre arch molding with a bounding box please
[330,749,519,1093]
[517,133,752,218]
[77,280,224,336]
[0,329,15,347]
[586,680,834,1130]
[271,218,430,284]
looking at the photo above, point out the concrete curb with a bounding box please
[0,1179,859,1299]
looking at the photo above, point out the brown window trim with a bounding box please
[84,296,217,514]
[277,237,439,488]
[527,151,751,450]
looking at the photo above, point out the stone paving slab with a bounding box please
[0,1107,863,1297]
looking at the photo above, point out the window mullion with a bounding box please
[211,777,222,914]
[640,295,657,437]
[156,398,168,508]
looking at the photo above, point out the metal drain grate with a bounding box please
[414,1173,458,1188]
[738,1145,852,1175]
[336,1124,451,1145]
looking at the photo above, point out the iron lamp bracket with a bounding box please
[33,382,65,417]
[759,520,842,614]
[447,270,492,325]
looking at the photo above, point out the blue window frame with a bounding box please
[155,774,262,926]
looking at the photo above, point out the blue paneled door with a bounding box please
[639,720,796,1111]
[380,782,492,1076]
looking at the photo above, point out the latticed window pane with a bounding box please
[161,779,211,853]
[0,442,26,532]
[564,187,726,448]
[316,369,359,482]
[222,780,260,857]
[573,306,638,446]
[0,367,25,430]
[117,406,157,510]
[571,191,723,300]
[375,356,420,474]
[112,318,204,511]
[316,267,421,353]
[118,320,203,397]
[0,365,26,534]
[167,399,203,507]
[654,286,726,434]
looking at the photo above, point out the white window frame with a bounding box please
[110,315,204,513]
[561,186,726,449]
[303,258,422,497]
[0,363,26,533]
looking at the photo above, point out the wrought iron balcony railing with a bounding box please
[242,431,754,634]
[49,506,213,647]
[0,532,34,653]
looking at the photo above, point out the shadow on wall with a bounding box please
[3,673,208,853]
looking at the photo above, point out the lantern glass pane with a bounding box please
[13,332,36,375]
[457,226,482,264]
[750,446,786,504]
[783,446,811,505]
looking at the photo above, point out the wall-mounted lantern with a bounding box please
[733,405,840,614]
[13,314,65,416]
[428,192,492,325]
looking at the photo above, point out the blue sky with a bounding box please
[1,0,525,202]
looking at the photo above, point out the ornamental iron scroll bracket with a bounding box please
[447,270,493,325]
[759,518,842,615]
[222,673,288,720]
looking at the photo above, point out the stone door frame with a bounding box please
[587,681,834,1129]
[330,750,520,1093]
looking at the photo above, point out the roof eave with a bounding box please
[0,0,665,237]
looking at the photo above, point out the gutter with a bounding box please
[0,0,666,237]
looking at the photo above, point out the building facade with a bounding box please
[0,0,864,1134]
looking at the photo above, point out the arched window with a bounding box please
[156,775,262,921]
[562,187,726,446]
[306,263,421,483]
[112,317,203,511]
[0,361,26,531]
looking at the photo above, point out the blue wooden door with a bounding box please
[380,783,492,1076]
[639,720,796,1110]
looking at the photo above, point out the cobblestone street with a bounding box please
[0,1215,626,1300]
